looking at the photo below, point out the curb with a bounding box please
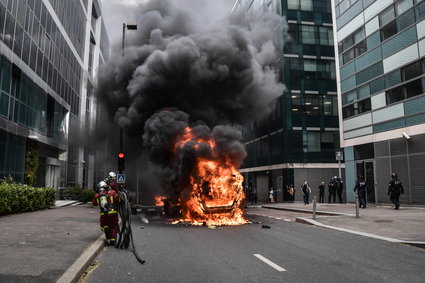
[295,217,425,249]
[262,205,354,216]
[56,235,105,283]
[55,201,79,208]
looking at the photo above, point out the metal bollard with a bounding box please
[355,194,359,218]
[312,196,317,220]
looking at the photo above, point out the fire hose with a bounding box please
[115,190,145,264]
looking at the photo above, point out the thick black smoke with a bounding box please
[95,0,286,202]
[142,109,247,201]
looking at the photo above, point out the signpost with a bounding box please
[336,151,344,178]
[117,174,126,184]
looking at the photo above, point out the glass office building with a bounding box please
[0,0,109,188]
[332,0,425,204]
[232,0,341,202]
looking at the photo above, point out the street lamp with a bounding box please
[119,23,138,173]
[122,23,137,56]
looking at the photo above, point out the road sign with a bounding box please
[335,151,344,161]
[117,174,126,184]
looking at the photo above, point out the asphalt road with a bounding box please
[85,208,425,283]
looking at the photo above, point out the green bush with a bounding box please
[62,184,95,202]
[79,189,95,202]
[0,179,55,216]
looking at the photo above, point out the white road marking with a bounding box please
[253,254,286,272]
[284,219,291,222]
[275,217,282,220]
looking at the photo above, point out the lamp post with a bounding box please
[119,23,137,173]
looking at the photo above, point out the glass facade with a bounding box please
[232,0,341,202]
[0,54,67,142]
[0,130,25,182]
[337,0,425,136]
[334,0,425,204]
[0,0,83,116]
[237,0,339,166]
[0,0,110,188]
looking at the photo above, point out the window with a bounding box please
[396,0,413,15]
[380,20,397,40]
[307,132,320,152]
[288,0,300,9]
[342,35,354,52]
[358,98,371,114]
[300,0,313,11]
[288,0,312,11]
[386,86,404,104]
[380,5,395,26]
[340,27,366,64]
[291,94,302,113]
[343,91,357,105]
[289,58,301,80]
[305,94,320,115]
[343,104,355,119]
[353,40,367,57]
[292,131,303,152]
[304,59,317,80]
[320,132,335,152]
[339,0,350,15]
[405,79,423,98]
[343,49,354,64]
[301,25,315,44]
[402,61,422,81]
[319,27,333,46]
[323,95,338,116]
[353,28,365,45]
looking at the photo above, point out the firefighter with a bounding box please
[93,181,119,246]
[388,173,404,210]
[354,176,367,208]
[105,171,120,193]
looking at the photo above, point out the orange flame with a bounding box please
[173,127,248,226]
[155,195,166,206]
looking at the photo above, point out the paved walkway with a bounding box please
[0,202,103,283]
[261,202,425,244]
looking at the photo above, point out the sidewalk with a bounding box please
[261,202,425,246]
[0,202,104,283]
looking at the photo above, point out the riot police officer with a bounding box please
[318,182,325,203]
[337,177,344,203]
[354,176,367,208]
[328,176,337,203]
[388,173,404,210]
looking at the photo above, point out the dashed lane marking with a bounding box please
[253,254,286,272]
[284,219,291,222]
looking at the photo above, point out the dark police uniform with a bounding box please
[337,178,344,203]
[354,178,367,208]
[318,183,325,203]
[328,178,337,203]
[388,177,404,210]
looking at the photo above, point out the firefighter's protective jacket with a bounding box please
[92,189,119,215]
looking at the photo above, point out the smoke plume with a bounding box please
[96,0,286,202]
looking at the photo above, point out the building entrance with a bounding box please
[356,161,375,203]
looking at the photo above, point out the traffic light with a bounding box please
[118,152,125,172]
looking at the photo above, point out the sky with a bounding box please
[99,0,236,44]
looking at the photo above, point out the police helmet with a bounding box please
[391,173,397,179]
